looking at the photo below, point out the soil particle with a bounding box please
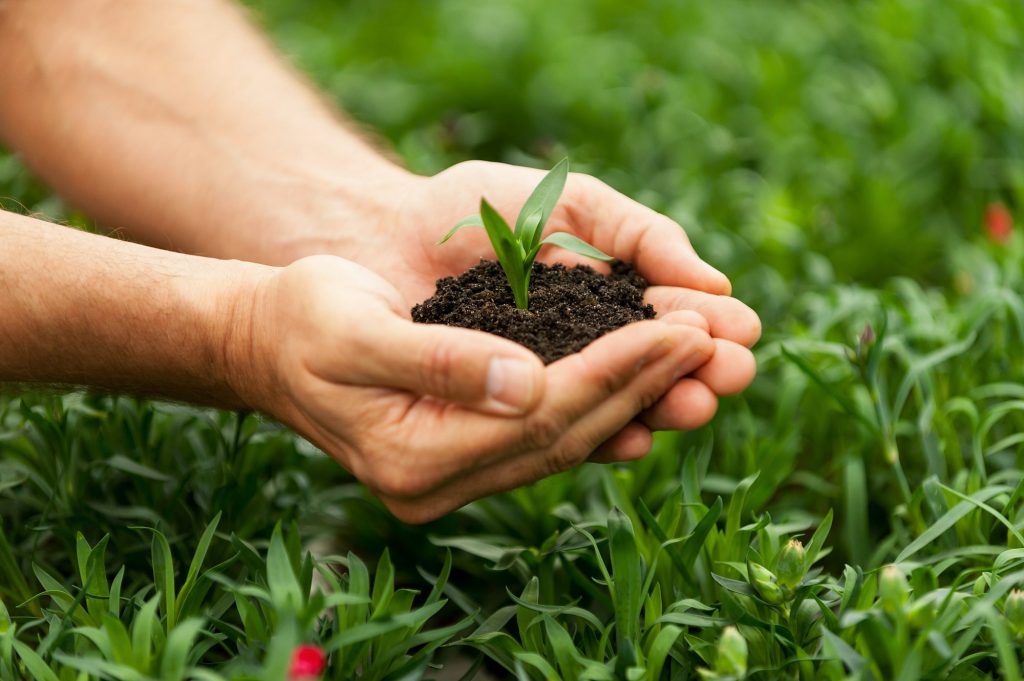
[411,260,655,364]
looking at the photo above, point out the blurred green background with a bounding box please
[1,0,1021,596]
[248,0,1022,302]
[2,0,1024,678]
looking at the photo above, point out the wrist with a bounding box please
[259,161,426,265]
[207,259,282,413]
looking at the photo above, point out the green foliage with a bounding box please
[0,519,458,680]
[439,158,611,309]
[2,0,1024,678]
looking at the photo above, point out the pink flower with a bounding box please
[985,203,1013,244]
[289,644,326,680]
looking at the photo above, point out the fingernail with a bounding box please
[487,357,536,413]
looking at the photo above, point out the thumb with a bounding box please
[352,316,546,415]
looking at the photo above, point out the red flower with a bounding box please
[289,644,326,680]
[985,203,1013,244]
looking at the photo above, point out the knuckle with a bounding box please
[372,460,435,499]
[571,172,607,192]
[544,440,585,473]
[418,340,459,398]
[580,352,625,397]
[563,173,617,223]
[522,411,567,450]
[675,324,714,358]
[383,499,443,525]
[544,436,588,477]
[637,389,663,413]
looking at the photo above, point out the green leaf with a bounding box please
[108,566,124,617]
[821,629,865,674]
[609,508,642,649]
[371,548,396,618]
[266,523,302,610]
[514,651,560,681]
[542,616,580,679]
[645,624,683,680]
[51,653,146,681]
[540,232,612,261]
[679,497,724,569]
[504,589,605,632]
[804,509,833,568]
[779,345,875,429]
[140,528,176,629]
[515,578,542,653]
[76,534,111,622]
[12,640,60,681]
[519,212,544,251]
[438,214,484,244]
[159,617,205,681]
[102,613,134,666]
[481,198,529,308]
[131,595,160,671]
[895,485,1011,563]
[515,157,569,250]
[425,550,452,606]
[174,512,220,621]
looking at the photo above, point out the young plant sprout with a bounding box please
[438,158,612,309]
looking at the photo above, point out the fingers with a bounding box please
[645,286,761,347]
[590,422,654,463]
[562,175,731,295]
[378,321,713,522]
[640,378,719,431]
[693,339,757,396]
[345,316,546,416]
[539,313,714,430]
[628,341,752,436]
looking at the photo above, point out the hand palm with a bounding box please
[368,161,627,305]
[338,160,760,450]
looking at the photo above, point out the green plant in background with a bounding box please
[439,158,611,309]
[0,519,463,680]
[2,0,1024,677]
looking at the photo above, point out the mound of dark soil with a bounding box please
[411,260,655,364]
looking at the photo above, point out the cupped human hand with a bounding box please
[234,255,718,522]
[327,160,760,454]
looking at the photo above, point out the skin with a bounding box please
[0,0,760,521]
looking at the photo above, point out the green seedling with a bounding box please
[438,158,612,309]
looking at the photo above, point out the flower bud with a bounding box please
[859,323,876,348]
[907,598,935,629]
[776,539,806,591]
[716,626,748,678]
[985,203,1013,245]
[749,562,784,604]
[973,575,989,597]
[289,644,326,680]
[1004,590,1024,637]
[879,565,908,615]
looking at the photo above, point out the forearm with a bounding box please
[0,0,406,264]
[0,210,268,407]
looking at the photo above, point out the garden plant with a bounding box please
[414,158,656,364]
[1,0,1024,679]
[436,158,611,310]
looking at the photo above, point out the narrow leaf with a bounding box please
[515,158,569,249]
[438,214,484,244]
[541,232,612,261]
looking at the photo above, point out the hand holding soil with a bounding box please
[0,0,759,516]
[239,255,720,522]
[335,160,760,460]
